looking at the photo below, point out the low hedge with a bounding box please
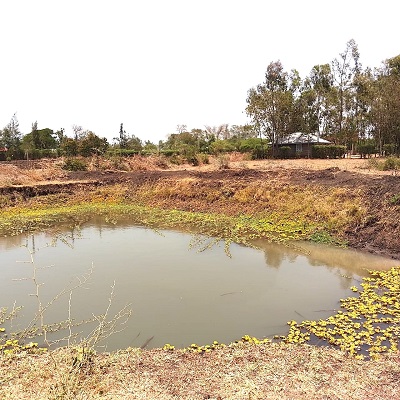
[312,145,346,159]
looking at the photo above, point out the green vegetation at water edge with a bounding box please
[0,202,319,248]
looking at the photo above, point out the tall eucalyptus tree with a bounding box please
[371,55,400,153]
[246,60,293,156]
[331,39,362,147]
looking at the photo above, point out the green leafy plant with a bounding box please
[389,193,400,205]
[62,158,87,171]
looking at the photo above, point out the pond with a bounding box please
[0,219,398,351]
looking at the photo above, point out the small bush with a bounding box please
[278,146,292,159]
[238,138,268,159]
[169,154,186,165]
[366,158,380,170]
[382,156,400,171]
[62,158,87,171]
[195,153,210,165]
[389,194,400,205]
[210,140,235,154]
[217,154,230,169]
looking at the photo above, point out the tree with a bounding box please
[229,124,257,139]
[117,123,129,149]
[246,61,293,156]
[72,124,83,141]
[331,39,362,147]
[23,128,57,150]
[125,134,143,152]
[60,138,78,156]
[55,128,66,146]
[142,140,158,153]
[204,124,229,141]
[370,55,400,153]
[78,131,109,156]
[0,113,22,158]
[176,124,187,134]
[31,121,40,149]
[307,64,335,138]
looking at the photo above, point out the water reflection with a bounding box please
[252,239,398,274]
[0,220,398,351]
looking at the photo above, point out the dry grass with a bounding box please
[226,157,396,176]
[0,157,393,187]
[1,343,399,399]
[0,161,67,186]
[86,155,170,172]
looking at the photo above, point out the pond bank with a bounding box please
[1,160,400,399]
[1,166,399,258]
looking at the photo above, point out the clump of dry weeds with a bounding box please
[0,162,67,186]
[86,155,170,172]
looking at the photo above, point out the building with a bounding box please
[275,132,331,157]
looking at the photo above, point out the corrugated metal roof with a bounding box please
[277,132,331,144]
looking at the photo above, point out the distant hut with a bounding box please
[275,132,331,158]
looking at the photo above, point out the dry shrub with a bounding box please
[0,161,67,186]
[86,155,170,172]
[228,152,250,162]
[124,155,169,171]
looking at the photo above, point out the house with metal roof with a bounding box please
[275,132,331,157]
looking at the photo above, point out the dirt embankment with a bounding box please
[1,159,399,259]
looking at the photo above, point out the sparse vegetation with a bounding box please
[365,156,400,173]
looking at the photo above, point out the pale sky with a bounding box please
[1,0,399,144]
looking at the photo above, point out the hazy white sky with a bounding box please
[1,0,399,143]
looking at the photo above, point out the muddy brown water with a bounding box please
[0,219,398,351]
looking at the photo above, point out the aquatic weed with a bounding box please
[282,266,400,359]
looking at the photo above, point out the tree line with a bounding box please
[1,40,399,161]
[0,115,259,162]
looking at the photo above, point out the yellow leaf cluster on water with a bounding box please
[284,266,400,359]
[163,336,271,354]
[0,338,46,356]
